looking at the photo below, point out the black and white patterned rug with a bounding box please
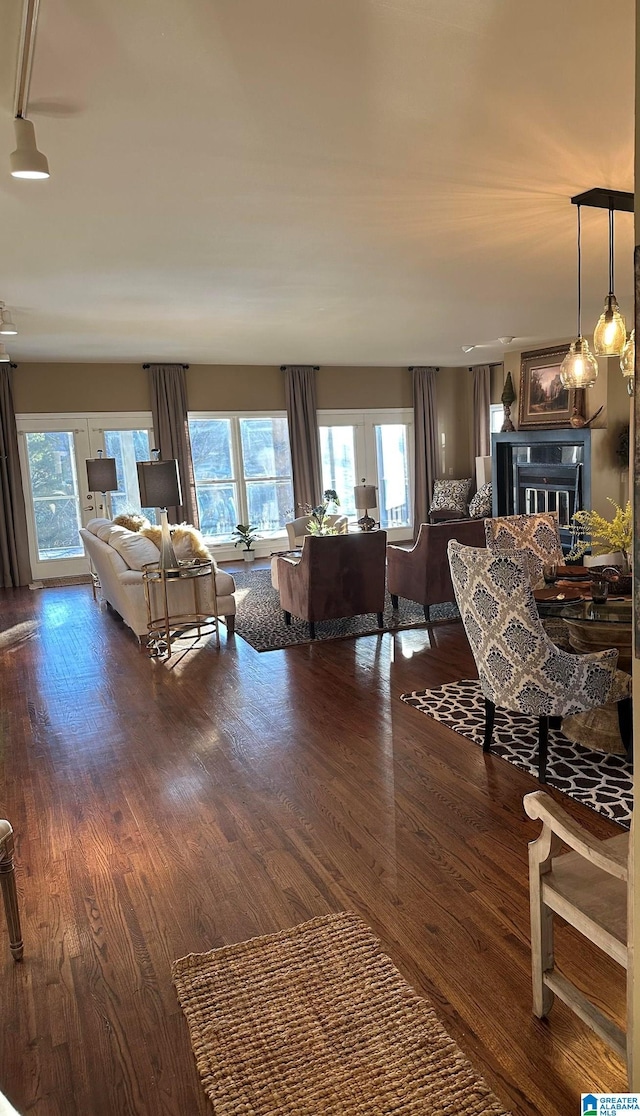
[400,679,632,828]
[232,568,459,652]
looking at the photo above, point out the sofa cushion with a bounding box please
[469,482,492,519]
[96,522,118,542]
[430,478,472,516]
[86,518,112,536]
[108,526,160,571]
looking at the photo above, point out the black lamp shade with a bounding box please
[86,456,118,493]
[136,458,182,509]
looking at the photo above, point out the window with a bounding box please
[189,414,294,541]
[103,428,154,519]
[319,409,413,536]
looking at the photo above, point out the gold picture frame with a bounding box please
[518,344,581,429]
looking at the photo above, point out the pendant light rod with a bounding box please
[13,0,41,119]
[608,207,614,294]
[576,203,582,338]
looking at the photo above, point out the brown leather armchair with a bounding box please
[277,532,387,639]
[386,519,486,621]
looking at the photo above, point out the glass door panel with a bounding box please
[19,422,92,579]
[102,428,154,519]
[375,424,410,528]
[25,431,84,560]
[319,426,357,517]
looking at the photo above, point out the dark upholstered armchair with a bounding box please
[387,519,486,621]
[277,532,387,639]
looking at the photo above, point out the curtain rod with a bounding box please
[408,366,440,371]
[142,363,189,369]
[468,362,503,371]
[280,365,320,371]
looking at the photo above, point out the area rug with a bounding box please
[400,679,632,828]
[232,567,458,651]
[172,911,510,1115]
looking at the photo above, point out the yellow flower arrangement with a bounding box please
[568,499,632,571]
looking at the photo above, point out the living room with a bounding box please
[0,2,638,1115]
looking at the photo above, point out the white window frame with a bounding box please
[317,408,414,541]
[188,410,294,560]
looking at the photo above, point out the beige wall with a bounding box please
[14,362,413,415]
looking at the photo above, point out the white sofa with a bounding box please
[80,518,236,640]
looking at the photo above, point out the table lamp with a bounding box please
[136,451,182,568]
[353,479,377,532]
[86,450,118,518]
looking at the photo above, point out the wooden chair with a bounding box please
[524,791,629,1071]
[0,821,23,960]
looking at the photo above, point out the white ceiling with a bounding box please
[0,0,635,366]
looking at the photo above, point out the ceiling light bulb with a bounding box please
[0,310,17,336]
[593,294,626,356]
[0,344,11,363]
[10,118,50,180]
[498,336,514,345]
[559,337,599,389]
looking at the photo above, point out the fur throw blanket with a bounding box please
[113,513,150,532]
[141,522,213,565]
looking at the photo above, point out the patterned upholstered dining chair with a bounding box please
[484,512,563,584]
[447,541,620,783]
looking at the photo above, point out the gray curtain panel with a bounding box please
[149,364,199,526]
[412,366,439,537]
[472,364,491,459]
[283,365,322,512]
[0,367,31,587]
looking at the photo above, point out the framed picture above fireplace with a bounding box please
[518,344,581,429]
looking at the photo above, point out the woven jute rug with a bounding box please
[172,911,510,1115]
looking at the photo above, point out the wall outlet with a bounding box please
[448,467,453,475]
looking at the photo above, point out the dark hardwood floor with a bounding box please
[0,565,627,1115]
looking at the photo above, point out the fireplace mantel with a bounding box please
[491,429,592,553]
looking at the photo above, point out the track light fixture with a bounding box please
[10,117,49,179]
[9,0,50,179]
[0,304,17,335]
[0,344,11,363]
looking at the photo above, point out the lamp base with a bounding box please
[357,513,376,532]
[160,509,178,568]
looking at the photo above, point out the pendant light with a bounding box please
[620,330,635,395]
[560,204,599,389]
[593,206,626,355]
[0,344,11,363]
[0,304,17,336]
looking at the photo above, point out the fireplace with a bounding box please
[492,429,592,553]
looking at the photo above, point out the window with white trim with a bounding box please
[188,413,294,541]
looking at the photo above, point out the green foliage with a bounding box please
[304,489,341,535]
[568,499,632,571]
[231,523,260,550]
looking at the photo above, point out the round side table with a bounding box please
[142,560,220,659]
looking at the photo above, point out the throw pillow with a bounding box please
[113,513,150,533]
[468,483,492,519]
[429,478,472,516]
[108,526,160,571]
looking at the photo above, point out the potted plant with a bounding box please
[568,499,632,573]
[304,489,342,536]
[232,523,260,562]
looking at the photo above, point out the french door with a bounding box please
[318,409,414,539]
[16,412,154,580]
